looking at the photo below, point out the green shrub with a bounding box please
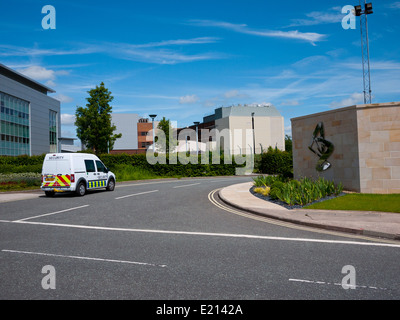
[0,155,45,166]
[259,147,292,175]
[252,175,279,187]
[0,164,42,174]
[269,181,284,200]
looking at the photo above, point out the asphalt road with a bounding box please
[0,176,399,303]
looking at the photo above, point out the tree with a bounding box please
[75,82,121,155]
[285,134,292,153]
[155,117,177,154]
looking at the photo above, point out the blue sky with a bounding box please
[1,0,400,141]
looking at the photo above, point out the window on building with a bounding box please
[49,110,58,153]
[0,92,30,156]
[141,142,151,148]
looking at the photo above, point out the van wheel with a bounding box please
[76,181,86,197]
[45,191,55,197]
[107,178,115,191]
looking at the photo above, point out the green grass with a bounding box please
[111,165,172,182]
[304,193,400,213]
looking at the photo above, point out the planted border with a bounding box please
[253,175,344,207]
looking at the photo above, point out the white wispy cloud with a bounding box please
[179,94,199,104]
[133,37,220,48]
[189,19,326,45]
[288,7,344,27]
[16,65,70,88]
[61,114,76,125]
[0,38,224,65]
[281,100,300,106]
[224,90,249,99]
[111,45,223,64]
[17,65,56,81]
[339,60,400,71]
[101,39,225,64]
[330,92,364,109]
[388,2,400,9]
[211,55,400,111]
[54,94,74,103]
[0,44,98,57]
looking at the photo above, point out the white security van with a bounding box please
[41,153,116,197]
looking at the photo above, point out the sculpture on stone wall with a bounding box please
[309,122,334,172]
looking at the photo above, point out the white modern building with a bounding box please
[190,103,285,155]
[60,137,81,153]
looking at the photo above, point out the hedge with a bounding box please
[99,153,241,177]
[258,147,293,176]
[0,153,245,177]
[0,155,45,166]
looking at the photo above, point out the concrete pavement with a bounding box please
[0,189,42,203]
[219,182,400,241]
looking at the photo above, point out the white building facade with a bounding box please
[201,104,285,155]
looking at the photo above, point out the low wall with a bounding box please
[291,102,400,194]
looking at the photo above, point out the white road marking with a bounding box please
[116,177,244,188]
[117,181,187,188]
[5,220,400,248]
[115,190,158,200]
[14,205,90,222]
[173,183,201,188]
[289,278,387,290]
[208,188,400,245]
[2,249,167,268]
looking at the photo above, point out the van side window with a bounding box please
[96,160,106,173]
[85,160,96,173]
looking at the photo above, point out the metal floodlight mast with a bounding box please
[355,1,373,104]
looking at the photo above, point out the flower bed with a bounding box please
[0,173,42,191]
[252,175,344,209]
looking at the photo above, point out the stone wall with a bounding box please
[357,102,400,193]
[291,102,400,194]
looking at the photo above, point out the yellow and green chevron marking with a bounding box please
[88,180,107,189]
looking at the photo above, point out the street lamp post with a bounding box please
[251,112,256,155]
[194,122,200,156]
[149,114,157,152]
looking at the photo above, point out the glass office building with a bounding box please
[0,64,60,156]
[0,92,30,156]
[49,109,58,153]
